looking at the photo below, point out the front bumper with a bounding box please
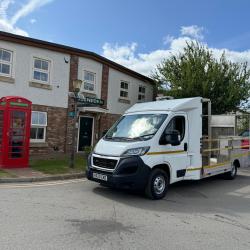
[86,154,151,190]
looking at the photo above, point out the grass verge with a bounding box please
[0,169,14,178]
[30,154,87,175]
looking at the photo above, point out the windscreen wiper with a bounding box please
[106,136,131,141]
[133,133,156,141]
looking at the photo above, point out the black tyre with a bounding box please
[223,162,238,180]
[145,169,169,200]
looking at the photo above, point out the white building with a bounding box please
[0,31,155,155]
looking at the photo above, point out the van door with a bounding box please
[159,114,189,182]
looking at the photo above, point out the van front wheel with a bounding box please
[145,169,169,200]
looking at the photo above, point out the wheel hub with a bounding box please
[153,175,166,195]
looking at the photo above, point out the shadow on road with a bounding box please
[92,169,250,215]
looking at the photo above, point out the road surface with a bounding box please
[0,170,250,250]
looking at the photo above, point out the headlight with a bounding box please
[122,146,150,156]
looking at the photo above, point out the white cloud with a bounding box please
[30,18,36,24]
[0,18,28,36]
[0,0,54,36]
[102,42,138,62]
[103,42,166,76]
[0,0,14,19]
[102,27,250,77]
[180,25,204,40]
[11,0,53,25]
[163,35,174,45]
[102,36,195,76]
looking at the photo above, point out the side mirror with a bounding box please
[165,130,181,146]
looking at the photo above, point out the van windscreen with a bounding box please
[105,114,168,141]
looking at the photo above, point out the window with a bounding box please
[30,111,47,142]
[120,81,129,99]
[83,71,95,92]
[0,48,12,76]
[138,86,146,101]
[33,58,50,83]
[105,114,167,141]
[163,116,185,141]
[240,130,249,137]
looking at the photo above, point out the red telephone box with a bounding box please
[0,96,32,168]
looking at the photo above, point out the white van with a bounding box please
[86,97,246,199]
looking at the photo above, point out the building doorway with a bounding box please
[78,116,94,151]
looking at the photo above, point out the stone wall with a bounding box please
[30,104,68,156]
[65,55,79,153]
[101,64,109,108]
[99,113,121,136]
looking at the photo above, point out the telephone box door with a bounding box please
[0,96,32,168]
[7,110,29,166]
[0,109,4,165]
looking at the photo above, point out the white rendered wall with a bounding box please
[107,68,154,114]
[78,57,102,99]
[0,41,70,108]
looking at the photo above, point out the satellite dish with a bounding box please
[64,57,69,63]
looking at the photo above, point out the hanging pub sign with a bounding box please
[77,96,104,107]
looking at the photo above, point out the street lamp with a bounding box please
[69,79,83,168]
[72,79,82,93]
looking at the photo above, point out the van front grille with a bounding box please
[93,157,118,170]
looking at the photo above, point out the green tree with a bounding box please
[153,41,250,114]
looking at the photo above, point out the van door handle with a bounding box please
[184,143,188,151]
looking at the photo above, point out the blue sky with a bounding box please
[1,0,250,76]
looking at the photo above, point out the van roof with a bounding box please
[125,97,202,114]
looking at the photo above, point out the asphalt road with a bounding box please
[1,170,250,250]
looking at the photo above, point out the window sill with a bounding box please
[0,75,15,84]
[118,98,131,104]
[81,90,96,96]
[81,91,96,97]
[30,142,48,148]
[29,81,53,90]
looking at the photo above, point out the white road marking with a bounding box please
[0,178,87,189]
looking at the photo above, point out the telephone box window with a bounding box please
[9,111,26,158]
[0,110,3,148]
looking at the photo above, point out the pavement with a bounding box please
[4,168,48,178]
[0,168,250,250]
[0,168,85,183]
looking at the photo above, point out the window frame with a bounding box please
[32,57,51,84]
[120,80,129,99]
[0,48,13,77]
[138,85,146,102]
[82,70,96,93]
[30,111,47,143]
[159,115,186,144]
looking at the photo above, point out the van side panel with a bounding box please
[184,98,203,180]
